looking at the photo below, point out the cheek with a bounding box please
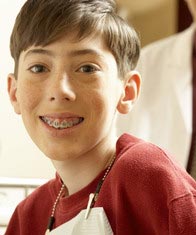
[85,80,121,116]
[88,89,115,118]
[92,97,107,114]
[17,83,41,111]
[82,88,106,117]
[87,90,104,109]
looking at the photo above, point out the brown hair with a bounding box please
[10,0,140,77]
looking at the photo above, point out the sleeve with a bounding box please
[115,139,196,234]
[169,193,196,235]
[4,207,21,235]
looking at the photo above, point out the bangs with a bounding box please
[10,0,140,77]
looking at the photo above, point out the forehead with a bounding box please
[22,35,111,57]
[19,33,117,67]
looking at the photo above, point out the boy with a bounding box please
[5,0,196,234]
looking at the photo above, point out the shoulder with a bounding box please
[142,25,193,57]
[5,177,59,234]
[114,134,196,199]
[116,133,175,172]
[15,177,58,213]
[142,34,179,55]
[137,25,194,70]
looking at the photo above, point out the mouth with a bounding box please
[40,116,84,130]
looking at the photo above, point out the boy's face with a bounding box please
[8,34,140,161]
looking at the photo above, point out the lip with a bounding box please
[39,112,84,136]
[40,112,82,119]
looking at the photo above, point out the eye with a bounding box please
[28,64,49,73]
[77,64,99,73]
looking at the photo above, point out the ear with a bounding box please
[117,71,141,114]
[7,73,21,114]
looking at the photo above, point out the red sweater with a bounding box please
[5,134,196,235]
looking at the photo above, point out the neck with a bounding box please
[52,134,117,195]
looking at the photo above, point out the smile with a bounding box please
[40,116,84,129]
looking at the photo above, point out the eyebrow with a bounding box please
[24,49,55,60]
[23,48,105,60]
[68,49,105,59]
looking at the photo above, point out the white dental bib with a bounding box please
[49,207,113,235]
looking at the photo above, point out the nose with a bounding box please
[48,72,76,102]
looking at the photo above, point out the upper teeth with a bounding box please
[41,117,82,129]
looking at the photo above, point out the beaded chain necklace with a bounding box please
[45,154,116,234]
